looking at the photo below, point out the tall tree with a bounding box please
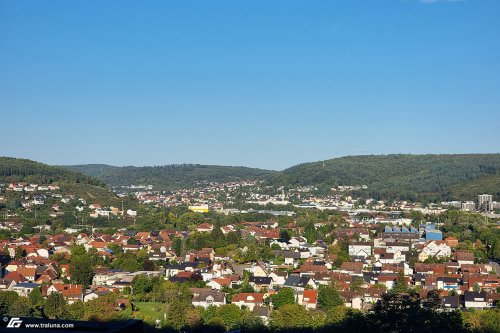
[424,290,442,310]
[270,304,317,330]
[70,256,94,288]
[392,270,408,293]
[318,285,344,311]
[44,292,68,319]
[8,297,33,317]
[271,287,295,310]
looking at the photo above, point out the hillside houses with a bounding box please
[0,206,498,326]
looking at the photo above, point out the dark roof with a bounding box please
[279,251,301,259]
[464,291,486,302]
[284,275,311,288]
[249,276,273,285]
[165,262,199,270]
[13,283,40,288]
[192,289,226,303]
[437,276,461,283]
[442,296,460,308]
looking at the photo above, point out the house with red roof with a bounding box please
[232,292,265,311]
[207,277,231,291]
[197,223,214,233]
[46,284,84,304]
[298,290,318,309]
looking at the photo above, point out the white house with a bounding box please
[422,241,451,259]
[191,289,226,308]
[464,291,490,309]
[348,242,372,258]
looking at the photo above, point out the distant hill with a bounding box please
[0,157,132,207]
[269,154,500,201]
[65,164,276,190]
[9,154,500,202]
[0,157,104,187]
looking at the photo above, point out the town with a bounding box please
[0,178,499,332]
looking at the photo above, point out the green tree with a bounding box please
[84,293,120,321]
[15,246,26,259]
[463,309,500,333]
[67,300,85,320]
[0,291,19,315]
[493,241,500,260]
[167,298,188,330]
[326,305,349,325]
[280,229,291,242]
[423,290,442,310]
[206,317,226,333]
[173,237,183,257]
[70,244,87,258]
[318,284,343,311]
[392,270,408,294]
[70,256,94,288]
[216,304,241,330]
[270,304,316,330]
[271,287,295,310]
[44,292,68,319]
[8,297,33,317]
[132,275,153,295]
[28,287,44,316]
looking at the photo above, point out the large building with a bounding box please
[461,201,476,212]
[478,194,493,211]
[189,204,210,213]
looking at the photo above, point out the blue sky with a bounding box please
[1,0,499,170]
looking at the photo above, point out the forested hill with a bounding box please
[8,154,500,201]
[0,157,104,187]
[269,154,500,201]
[66,164,276,190]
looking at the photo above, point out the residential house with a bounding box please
[232,293,265,311]
[454,251,475,266]
[12,283,40,297]
[191,288,226,308]
[348,242,372,258]
[197,223,214,233]
[248,276,273,292]
[441,296,460,311]
[283,275,316,291]
[420,241,451,259]
[464,291,490,309]
[207,277,231,291]
[269,271,288,287]
[298,289,318,309]
[46,284,84,304]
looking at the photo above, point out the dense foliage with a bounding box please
[66,164,275,190]
[0,157,105,186]
[270,154,500,201]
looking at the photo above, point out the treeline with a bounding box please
[0,157,105,187]
[66,164,275,190]
[1,286,498,333]
[270,154,500,202]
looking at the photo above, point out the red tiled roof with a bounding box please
[232,293,265,303]
[303,290,318,304]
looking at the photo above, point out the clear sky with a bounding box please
[1,0,499,170]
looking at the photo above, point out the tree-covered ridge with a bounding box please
[66,164,276,190]
[270,154,500,201]
[0,157,104,187]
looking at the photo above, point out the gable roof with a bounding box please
[232,293,265,303]
[284,275,311,288]
[302,290,318,304]
[249,276,273,285]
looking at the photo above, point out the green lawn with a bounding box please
[134,302,165,322]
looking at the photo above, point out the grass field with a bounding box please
[134,301,165,323]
